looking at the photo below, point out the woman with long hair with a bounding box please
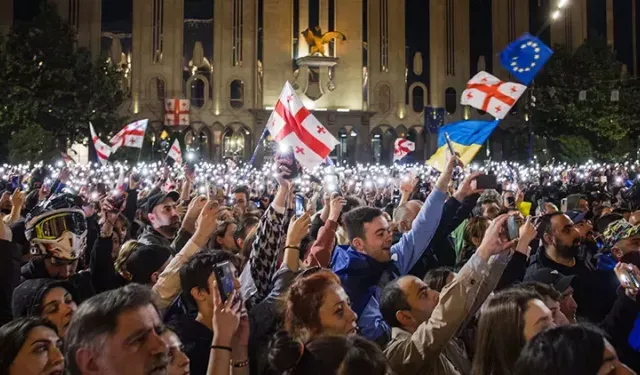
[0,317,64,375]
[472,288,555,375]
[515,325,636,375]
[268,331,389,375]
[284,269,358,341]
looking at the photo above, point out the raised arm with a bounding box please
[392,156,456,275]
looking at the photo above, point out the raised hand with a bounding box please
[453,172,483,202]
[286,212,311,248]
[476,214,516,261]
[328,193,346,222]
[181,195,207,233]
[210,278,242,347]
[192,199,220,248]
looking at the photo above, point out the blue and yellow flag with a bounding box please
[427,120,500,171]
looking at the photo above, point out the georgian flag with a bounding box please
[167,139,183,165]
[265,82,339,169]
[89,122,112,165]
[460,71,527,120]
[110,119,148,153]
[393,138,415,161]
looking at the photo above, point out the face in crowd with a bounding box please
[544,214,582,259]
[149,198,180,237]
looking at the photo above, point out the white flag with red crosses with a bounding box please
[265,82,339,169]
[460,71,527,120]
[167,139,183,165]
[89,122,112,165]
[110,119,148,153]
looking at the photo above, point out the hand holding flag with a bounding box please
[265,82,339,170]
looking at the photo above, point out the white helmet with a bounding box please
[25,194,88,261]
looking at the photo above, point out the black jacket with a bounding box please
[169,313,213,375]
[600,291,640,373]
[409,194,478,278]
[20,258,95,303]
[525,247,617,323]
[0,240,22,325]
[89,237,128,294]
[137,227,192,254]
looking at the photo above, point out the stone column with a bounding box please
[262,0,294,107]
[429,0,445,109]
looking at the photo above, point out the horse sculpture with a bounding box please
[301,26,347,56]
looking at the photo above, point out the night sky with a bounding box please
[11,0,639,74]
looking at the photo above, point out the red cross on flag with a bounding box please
[265,82,339,169]
[89,122,112,165]
[110,119,148,153]
[460,71,527,119]
[167,139,183,165]
[393,138,415,161]
[164,99,190,126]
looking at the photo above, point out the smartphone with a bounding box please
[476,175,497,190]
[506,196,516,207]
[295,195,305,218]
[444,132,456,156]
[507,216,519,241]
[276,147,300,180]
[214,261,236,303]
[561,198,568,212]
[621,267,640,289]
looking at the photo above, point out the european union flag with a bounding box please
[424,107,445,133]
[499,33,553,85]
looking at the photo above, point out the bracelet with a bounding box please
[232,359,250,368]
[210,345,232,352]
[285,246,300,251]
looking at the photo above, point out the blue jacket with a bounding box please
[331,189,447,343]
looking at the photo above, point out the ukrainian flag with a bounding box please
[427,120,500,171]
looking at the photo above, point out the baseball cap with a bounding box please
[603,219,640,249]
[529,268,575,293]
[143,191,180,215]
[565,210,587,225]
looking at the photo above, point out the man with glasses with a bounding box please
[22,194,95,302]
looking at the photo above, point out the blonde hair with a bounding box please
[114,240,141,275]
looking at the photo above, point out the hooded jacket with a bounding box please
[12,278,77,319]
[331,189,447,344]
[20,258,95,303]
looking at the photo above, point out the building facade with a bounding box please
[1,0,638,164]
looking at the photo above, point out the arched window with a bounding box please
[371,130,383,164]
[190,77,206,108]
[445,87,457,114]
[412,86,425,113]
[223,130,245,159]
[338,128,348,163]
[198,130,210,159]
[230,80,244,109]
[184,130,195,147]
[149,77,166,104]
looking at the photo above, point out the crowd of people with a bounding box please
[0,153,639,375]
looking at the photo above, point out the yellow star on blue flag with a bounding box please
[499,33,553,85]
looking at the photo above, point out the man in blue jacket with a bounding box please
[331,156,456,344]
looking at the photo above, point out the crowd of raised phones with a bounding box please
[0,155,639,375]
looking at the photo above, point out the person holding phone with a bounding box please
[169,250,248,375]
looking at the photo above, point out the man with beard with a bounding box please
[64,284,170,375]
[525,212,617,322]
[139,192,181,249]
[566,210,599,270]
